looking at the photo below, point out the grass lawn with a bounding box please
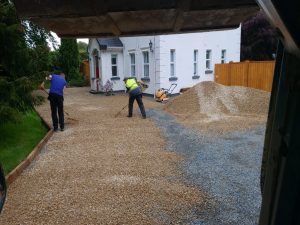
[0,111,48,175]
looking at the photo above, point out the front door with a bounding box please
[93,50,102,92]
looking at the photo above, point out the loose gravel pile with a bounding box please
[0,88,207,225]
[165,81,270,134]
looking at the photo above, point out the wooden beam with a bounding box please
[173,0,191,32]
[107,13,121,36]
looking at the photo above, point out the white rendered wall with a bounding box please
[88,39,100,91]
[89,26,241,94]
[99,49,124,91]
[120,36,157,95]
[158,26,241,94]
[88,39,124,92]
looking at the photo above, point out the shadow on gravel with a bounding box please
[148,109,264,225]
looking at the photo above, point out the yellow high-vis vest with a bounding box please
[125,78,139,91]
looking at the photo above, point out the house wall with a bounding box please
[89,26,241,94]
[88,39,100,91]
[99,49,124,91]
[158,26,241,93]
[88,39,124,92]
[120,36,157,95]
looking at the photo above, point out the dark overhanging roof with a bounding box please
[12,0,259,38]
[96,38,123,50]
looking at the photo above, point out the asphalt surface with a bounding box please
[148,109,264,225]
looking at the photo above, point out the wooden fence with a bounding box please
[80,60,90,81]
[214,61,275,92]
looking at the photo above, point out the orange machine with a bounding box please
[155,84,177,103]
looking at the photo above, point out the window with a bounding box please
[143,51,149,77]
[193,50,198,75]
[130,53,136,76]
[170,49,175,76]
[221,49,226,64]
[206,50,212,70]
[111,54,118,76]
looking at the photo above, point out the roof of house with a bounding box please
[96,38,123,50]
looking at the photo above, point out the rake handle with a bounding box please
[114,104,128,117]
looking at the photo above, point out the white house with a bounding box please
[88,26,241,95]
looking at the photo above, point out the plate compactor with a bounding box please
[155,84,177,103]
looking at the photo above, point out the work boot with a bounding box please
[127,115,132,118]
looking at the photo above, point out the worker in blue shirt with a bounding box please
[41,73,67,131]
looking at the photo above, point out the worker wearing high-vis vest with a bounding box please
[123,77,146,119]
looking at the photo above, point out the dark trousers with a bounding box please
[49,93,64,129]
[128,94,146,117]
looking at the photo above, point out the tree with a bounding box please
[0,1,34,125]
[0,1,29,79]
[59,38,80,80]
[22,21,57,83]
[48,50,60,73]
[78,41,88,62]
[241,11,278,61]
[22,21,57,49]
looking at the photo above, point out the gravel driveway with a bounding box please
[149,109,263,225]
[0,88,206,225]
[0,87,264,224]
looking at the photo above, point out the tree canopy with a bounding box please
[59,38,80,81]
[0,1,33,124]
[241,11,278,61]
[0,1,58,125]
[78,41,88,61]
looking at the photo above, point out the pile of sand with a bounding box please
[164,81,271,134]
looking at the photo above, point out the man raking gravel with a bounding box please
[117,77,148,118]
[40,73,67,131]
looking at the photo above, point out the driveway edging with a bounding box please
[5,109,53,186]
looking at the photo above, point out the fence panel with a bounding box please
[80,60,90,81]
[230,62,248,87]
[214,61,275,92]
[215,64,230,85]
[248,61,275,92]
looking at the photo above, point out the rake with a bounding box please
[114,103,128,118]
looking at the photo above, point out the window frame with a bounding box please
[143,51,149,78]
[170,49,176,77]
[129,53,136,77]
[205,49,212,70]
[221,49,226,64]
[193,49,198,75]
[111,54,118,77]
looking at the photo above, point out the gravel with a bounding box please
[149,109,264,225]
[1,85,266,224]
[165,81,270,115]
[165,81,270,135]
[0,88,206,225]
[156,82,267,224]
